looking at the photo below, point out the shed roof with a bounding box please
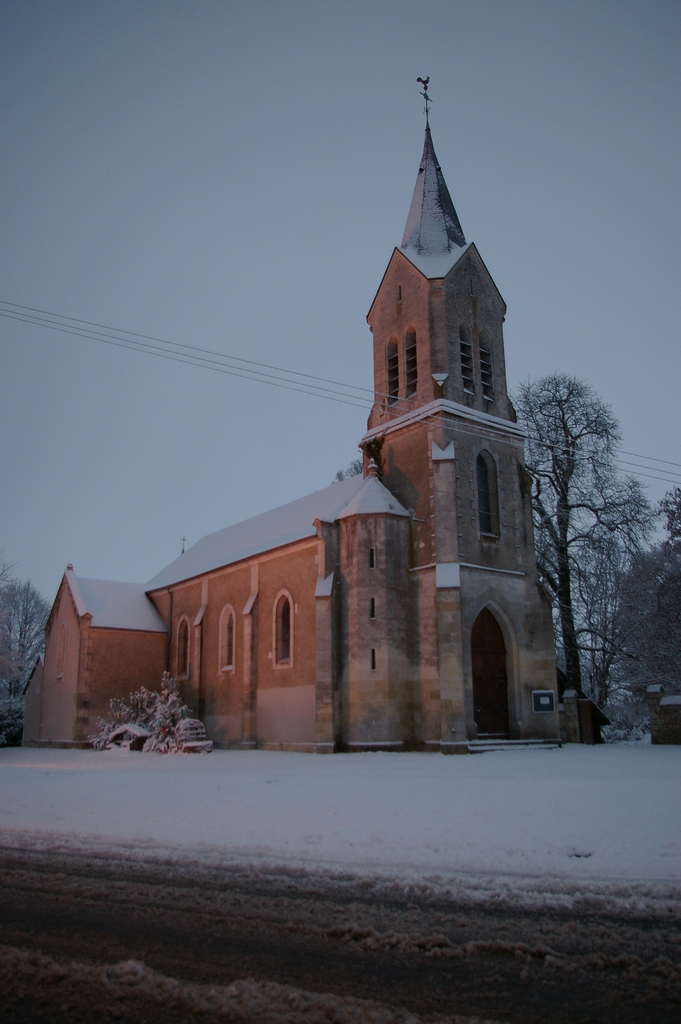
[146,474,366,591]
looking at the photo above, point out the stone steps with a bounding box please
[467,738,562,754]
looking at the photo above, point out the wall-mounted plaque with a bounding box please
[532,690,555,713]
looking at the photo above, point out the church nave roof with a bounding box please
[146,474,367,591]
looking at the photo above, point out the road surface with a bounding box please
[1,841,679,1023]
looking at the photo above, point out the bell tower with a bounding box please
[367,120,515,435]
[360,94,558,750]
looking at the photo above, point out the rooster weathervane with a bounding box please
[417,76,431,125]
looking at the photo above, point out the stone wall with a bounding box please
[559,690,581,744]
[339,511,414,749]
[647,685,681,744]
[559,690,609,744]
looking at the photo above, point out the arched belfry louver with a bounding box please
[459,324,474,393]
[387,338,399,404]
[405,327,417,397]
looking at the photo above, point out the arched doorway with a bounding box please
[471,608,509,738]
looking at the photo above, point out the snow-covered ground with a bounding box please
[1,744,679,887]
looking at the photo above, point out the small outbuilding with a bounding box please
[24,567,167,747]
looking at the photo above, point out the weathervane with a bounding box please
[417,76,431,126]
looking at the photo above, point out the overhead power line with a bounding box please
[2,300,679,486]
[0,300,423,414]
[616,450,681,469]
[0,305,374,411]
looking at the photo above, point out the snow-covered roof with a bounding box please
[108,723,152,741]
[399,241,472,280]
[337,473,409,519]
[401,126,466,256]
[146,475,367,591]
[65,570,167,632]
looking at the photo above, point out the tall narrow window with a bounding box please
[369,547,375,569]
[371,648,377,671]
[479,331,494,401]
[405,327,417,397]
[459,324,474,393]
[387,338,399,404]
[476,451,500,537]
[226,614,234,669]
[369,598,376,619]
[177,618,189,675]
[219,605,235,672]
[275,594,291,664]
[57,625,66,678]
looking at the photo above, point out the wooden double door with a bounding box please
[471,608,509,738]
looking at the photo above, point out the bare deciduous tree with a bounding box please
[618,487,681,696]
[573,535,630,706]
[0,576,50,697]
[333,457,363,483]
[0,556,13,589]
[660,486,681,542]
[515,374,654,699]
[0,553,17,685]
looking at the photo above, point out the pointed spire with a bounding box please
[401,127,466,256]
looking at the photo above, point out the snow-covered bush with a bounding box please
[91,673,192,753]
[601,697,650,744]
[0,691,24,747]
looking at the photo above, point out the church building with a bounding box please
[26,114,559,752]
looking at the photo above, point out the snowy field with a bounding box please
[1,744,679,888]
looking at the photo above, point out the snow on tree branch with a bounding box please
[91,673,193,753]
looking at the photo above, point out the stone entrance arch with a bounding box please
[471,607,509,738]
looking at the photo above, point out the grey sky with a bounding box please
[1,0,679,601]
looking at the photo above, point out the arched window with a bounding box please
[274,592,292,665]
[387,338,399,404]
[476,451,500,537]
[57,624,67,678]
[459,324,474,393]
[177,618,189,676]
[219,604,235,672]
[405,327,417,397]
[479,331,494,400]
